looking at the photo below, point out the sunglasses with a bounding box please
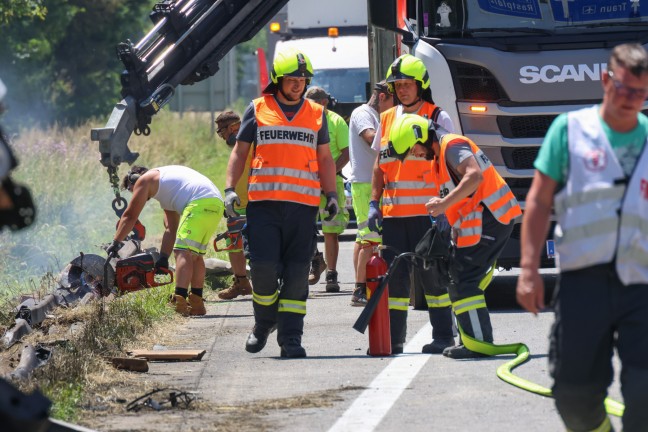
[216,121,240,137]
[607,70,648,100]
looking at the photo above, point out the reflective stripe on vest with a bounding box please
[555,105,648,284]
[379,103,440,218]
[437,135,521,248]
[249,96,323,206]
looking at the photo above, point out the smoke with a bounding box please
[0,126,161,293]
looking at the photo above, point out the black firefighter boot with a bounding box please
[443,309,492,359]
[422,306,455,354]
[389,310,407,354]
[245,263,278,354]
[245,320,277,353]
[278,312,306,358]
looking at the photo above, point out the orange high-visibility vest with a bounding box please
[378,103,442,218]
[436,134,521,247]
[248,96,323,206]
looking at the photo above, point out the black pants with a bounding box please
[382,216,453,345]
[246,201,318,346]
[449,212,513,343]
[551,263,648,431]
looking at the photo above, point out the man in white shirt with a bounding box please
[347,80,394,306]
[108,165,224,316]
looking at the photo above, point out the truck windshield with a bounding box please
[421,0,648,37]
[310,68,370,103]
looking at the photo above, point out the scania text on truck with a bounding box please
[368,0,648,268]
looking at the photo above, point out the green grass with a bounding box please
[1,108,236,296]
[45,382,83,423]
[1,108,240,421]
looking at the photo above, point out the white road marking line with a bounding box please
[328,323,432,432]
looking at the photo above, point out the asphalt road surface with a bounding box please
[98,232,623,432]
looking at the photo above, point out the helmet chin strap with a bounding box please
[401,96,421,108]
[401,86,424,108]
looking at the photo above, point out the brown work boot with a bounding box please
[187,293,206,316]
[169,295,189,316]
[218,275,252,300]
[308,252,327,285]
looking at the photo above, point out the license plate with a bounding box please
[546,240,555,259]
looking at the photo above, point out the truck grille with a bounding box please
[448,61,508,101]
[497,115,558,138]
[505,177,533,202]
[501,147,539,171]
[510,221,556,240]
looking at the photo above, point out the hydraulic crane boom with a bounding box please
[91,0,289,169]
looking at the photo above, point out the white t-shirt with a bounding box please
[153,165,222,214]
[348,104,381,183]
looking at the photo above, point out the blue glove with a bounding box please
[224,188,241,218]
[367,200,382,232]
[324,192,339,221]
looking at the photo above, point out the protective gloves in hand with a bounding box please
[367,200,382,232]
[224,188,241,218]
[106,240,123,258]
[154,254,170,274]
[324,192,339,221]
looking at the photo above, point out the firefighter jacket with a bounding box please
[436,134,521,248]
[378,103,443,218]
[248,96,324,207]
[554,105,648,284]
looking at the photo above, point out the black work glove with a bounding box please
[324,192,339,222]
[106,240,123,258]
[367,200,382,232]
[154,254,169,274]
[224,187,241,218]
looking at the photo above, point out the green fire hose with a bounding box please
[460,329,625,417]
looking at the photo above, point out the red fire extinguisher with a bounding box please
[366,248,391,356]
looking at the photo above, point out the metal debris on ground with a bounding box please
[126,388,196,412]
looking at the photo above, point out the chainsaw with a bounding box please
[103,219,174,294]
[213,216,246,252]
[115,252,174,293]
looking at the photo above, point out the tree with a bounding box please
[0,0,155,128]
[0,0,47,25]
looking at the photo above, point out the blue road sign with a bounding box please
[477,0,542,19]
[550,0,646,22]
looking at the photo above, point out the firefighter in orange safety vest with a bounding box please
[368,54,456,355]
[224,48,339,358]
[386,114,522,359]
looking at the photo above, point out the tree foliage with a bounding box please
[0,0,47,25]
[0,0,155,128]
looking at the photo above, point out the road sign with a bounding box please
[550,0,646,22]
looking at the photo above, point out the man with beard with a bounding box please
[215,111,253,300]
[225,48,338,358]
